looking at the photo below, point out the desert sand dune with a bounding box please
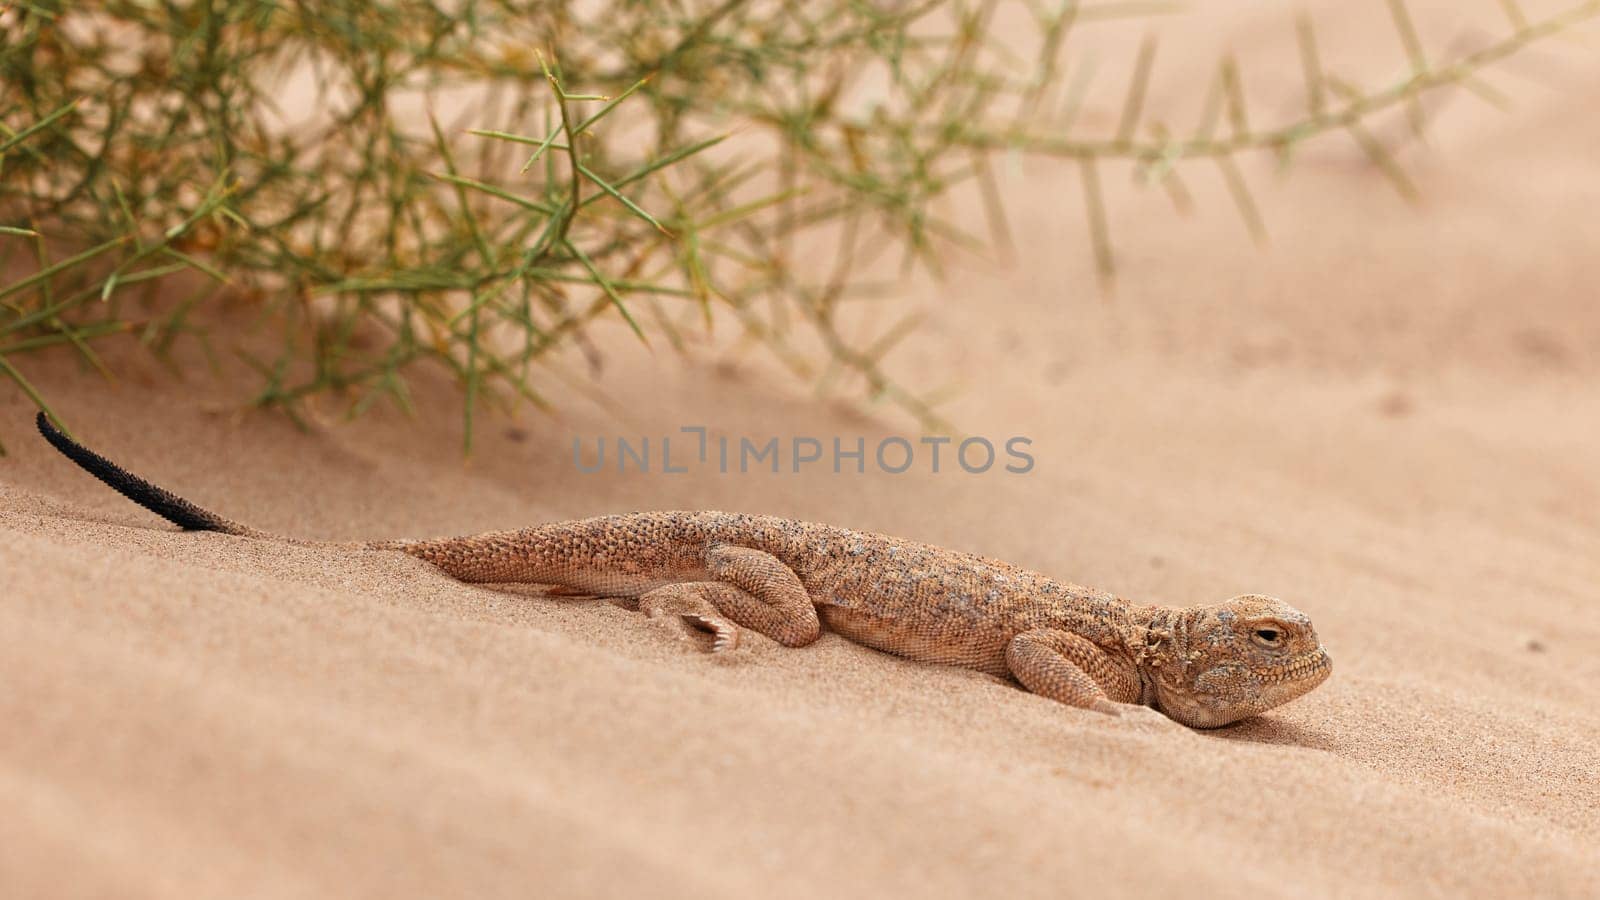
[3,1,1599,897]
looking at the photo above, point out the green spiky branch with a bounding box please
[1,0,1595,450]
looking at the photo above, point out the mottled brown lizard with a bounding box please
[36,412,1331,728]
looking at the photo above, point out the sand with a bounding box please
[4,3,1599,897]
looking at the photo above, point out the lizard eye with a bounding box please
[1253,628,1281,645]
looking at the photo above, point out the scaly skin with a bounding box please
[36,414,1332,728]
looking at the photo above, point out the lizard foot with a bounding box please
[639,584,745,654]
[682,613,741,653]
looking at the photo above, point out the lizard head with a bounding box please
[1137,594,1331,728]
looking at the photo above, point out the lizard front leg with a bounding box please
[1006,629,1142,715]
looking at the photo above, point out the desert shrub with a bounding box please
[2,0,1594,450]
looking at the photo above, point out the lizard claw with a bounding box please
[639,586,745,654]
[682,613,741,653]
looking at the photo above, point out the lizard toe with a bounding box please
[682,613,742,654]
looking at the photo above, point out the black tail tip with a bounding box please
[33,406,246,535]
[36,409,69,448]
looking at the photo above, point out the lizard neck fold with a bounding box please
[1122,603,1189,707]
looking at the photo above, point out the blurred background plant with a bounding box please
[2,0,1595,452]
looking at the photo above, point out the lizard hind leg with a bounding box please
[1005,628,1142,716]
[704,544,822,648]
[638,544,822,654]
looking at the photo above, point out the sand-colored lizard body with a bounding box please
[37,413,1331,727]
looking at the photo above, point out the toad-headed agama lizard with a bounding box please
[36,412,1332,728]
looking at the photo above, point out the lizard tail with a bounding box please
[36,411,266,538]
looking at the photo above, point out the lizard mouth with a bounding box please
[1256,648,1332,686]
[1158,648,1333,728]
